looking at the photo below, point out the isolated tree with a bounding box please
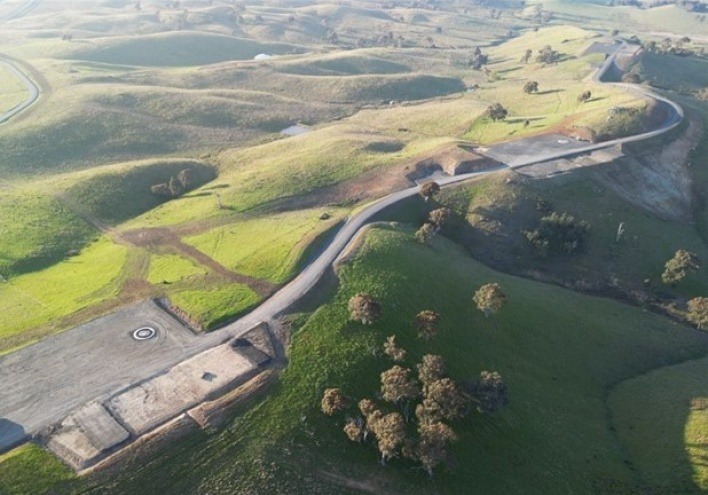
[486,103,508,121]
[521,48,533,63]
[420,181,441,202]
[383,335,407,362]
[415,422,458,477]
[348,293,381,325]
[380,365,421,405]
[577,90,592,103]
[344,418,365,443]
[662,250,700,286]
[428,207,452,230]
[321,388,347,415]
[415,223,436,246]
[417,354,446,389]
[523,81,539,94]
[422,378,469,422]
[523,119,530,128]
[473,283,507,317]
[687,297,708,330]
[177,168,194,189]
[415,310,440,340]
[374,412,407,464]
[468,370,509,414]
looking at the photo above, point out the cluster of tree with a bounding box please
[535,45,561,64]
[662,249,700,286]
[661,251,706,330]
[469,46,490,70]
[324,317,508,476]
[607,0,706,10]
[415,206,453,245]
[598,106,646,139]
[149,169,195,199]
[523,81,539,94]
[643,37,701,57]
[486,102,509,121]
[522,212,590,257]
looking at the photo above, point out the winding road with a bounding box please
[0,0,41,124]
[0,56,39,124]
[0,39,685,453]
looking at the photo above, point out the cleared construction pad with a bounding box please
[107,345,258,436]
[44,323,275,471]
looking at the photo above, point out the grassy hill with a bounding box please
[609,355,708,492]
[62,32,303,67]
[13,223,702,495]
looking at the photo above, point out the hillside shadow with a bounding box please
[0,418,27,454]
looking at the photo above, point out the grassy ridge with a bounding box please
[463,26,646,144]
[62,159,216,225]
[64,226,708,495]
[0,189,96,277]
[418,171,708,299]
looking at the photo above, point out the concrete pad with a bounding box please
[106,345,257,436]
[46,402,129,470]
[47,417,102,470]
[72,402,129,452]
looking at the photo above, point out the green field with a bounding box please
[25,225,698,495]
[0,63,28,114]
[0,445,73,495]
[146,254,208,285]
[609,355,708,493]
[183,208,345,283]
[168,284,260,331]
[0,237,127,349]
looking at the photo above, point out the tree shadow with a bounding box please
[0,418,27,454]
[535,89,565,95]
[506,117,545,124]
[585,96,608,103]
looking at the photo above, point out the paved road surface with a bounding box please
[0,0,41,124]
[0,56,39,124]
[0,39,685,452]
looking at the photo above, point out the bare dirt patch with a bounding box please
[591,109,703,222]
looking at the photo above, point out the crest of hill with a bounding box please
[61,32,303,67]
[275,52,410,76]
